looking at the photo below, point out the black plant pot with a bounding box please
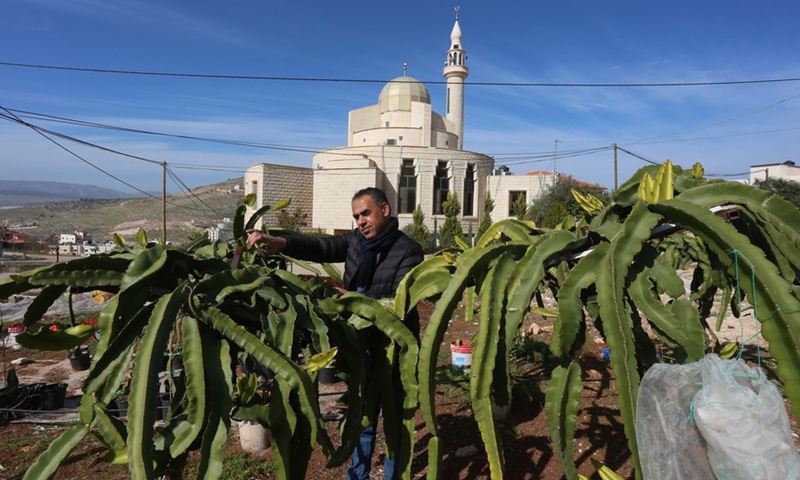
[170,355,183,373]
[108,398,128,418]
[41,383,68,410]
[69,346,91,371]
[0,383,45,420]
[318,365,339,385]
[160,393,171,422]
[116,399,129,417]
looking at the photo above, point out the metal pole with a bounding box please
[614,143,618,191]
[162,161,167,244]
[553,139,559,182]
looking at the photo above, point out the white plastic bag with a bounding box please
[637,354,800,480]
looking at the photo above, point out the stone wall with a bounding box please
[244,163,314,232]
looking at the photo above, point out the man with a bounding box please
[246,187,423,480]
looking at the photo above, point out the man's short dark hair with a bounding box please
[353,187,390,207]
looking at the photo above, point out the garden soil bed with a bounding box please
[1,297,799,479]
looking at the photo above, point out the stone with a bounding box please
[455,445,479,458]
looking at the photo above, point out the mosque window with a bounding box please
[386,139,396,145]
[433,161,450,215]
[463,164,475,216]
[446,88,450,114]
[399,159,417,214]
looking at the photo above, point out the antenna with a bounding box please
[403,58,407,76]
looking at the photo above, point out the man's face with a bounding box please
[352,195,391,239]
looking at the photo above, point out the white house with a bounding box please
[749,160,800,184]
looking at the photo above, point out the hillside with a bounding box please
[0,180,135,207]
[1,178,245,244]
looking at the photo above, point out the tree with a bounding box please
[477,192,495,240]
[753,177,800,208]
[540,201,568,228]
[528,175,611,226]
[276,207,308,232]
[406,205,432,249]
[511,192,528,220]
[437,192,463,249]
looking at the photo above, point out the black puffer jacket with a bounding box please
[283,228,423,300]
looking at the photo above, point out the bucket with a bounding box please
[239,421,272,454]
[450,340,474,373]
[7,323,25,350]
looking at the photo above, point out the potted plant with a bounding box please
[0,371,45,419]
[40,382,68,410]
[110,379,131,418]
[450,339,474,373]
[232,373,271,454]
[68,345,91,371]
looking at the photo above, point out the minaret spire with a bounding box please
[443,8,468,150]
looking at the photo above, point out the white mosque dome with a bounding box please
[378,76,430,113]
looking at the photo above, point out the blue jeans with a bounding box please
[346,334,405,480]
[346,420,396,480]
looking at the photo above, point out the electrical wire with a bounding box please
[165,165,228,216]
[0,107,162,199]
[615,146,660,165]
[5,106,794,179]
[0,107,221,215]
[3,61,800,88]
[8,108,327,153]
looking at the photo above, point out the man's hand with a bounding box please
[245,229,288,255]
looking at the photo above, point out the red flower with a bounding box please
[49,324,59,331]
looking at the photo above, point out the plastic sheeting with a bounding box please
[637,354,800,480]
[1,292,107,325]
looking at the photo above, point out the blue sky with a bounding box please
[2,0,799,195]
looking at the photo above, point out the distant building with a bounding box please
[749,160,800,184]
[487,171,556,222]
[207,222,233,242]
[59,233,77,245]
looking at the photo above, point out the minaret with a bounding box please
[443,7,468,150]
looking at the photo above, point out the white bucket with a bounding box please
[7,324,25,350]
[450,340,474,373]
[239,421,271,454]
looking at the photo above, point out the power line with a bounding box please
[615,146,660,165]
[9,108,326,154]
[0,106,161,198]
[7,107,797,178]
[0,106,221,216]
[3,61,800,88]
[165,165,227,216]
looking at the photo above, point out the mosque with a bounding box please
[245,13,559,234]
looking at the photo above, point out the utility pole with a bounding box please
[162,161,167,245]
[613,143,618,191]
[553,139,560,185]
